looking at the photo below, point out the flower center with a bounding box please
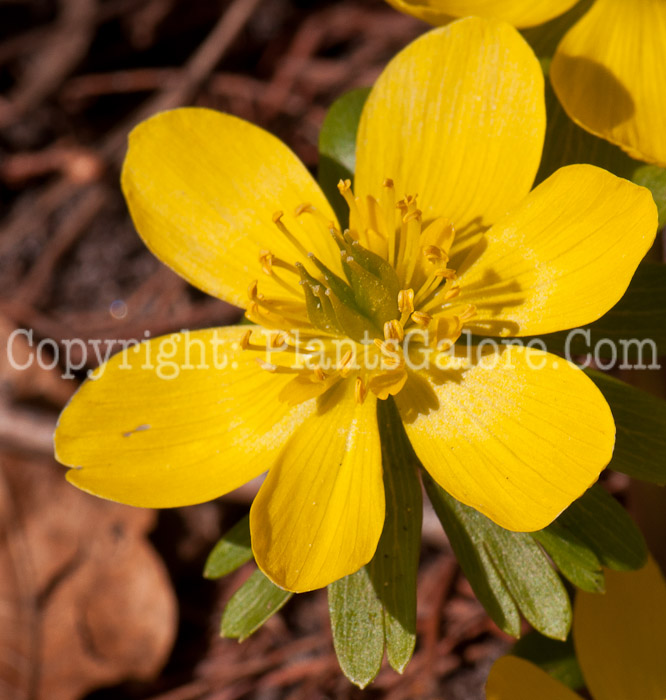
[242,178,476,404]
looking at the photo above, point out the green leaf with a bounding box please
[512,632,585,691]
[327,398,422,685]
[318,87,370,225]
[588,371,666,486]
[220,569,292,642]
[525,262,666,360]
[556,484,647,571]
[368,397,422,672]
[203,514,253,579]
[532,524,604,594]
[424,474,571,640]
[328,568,384,688]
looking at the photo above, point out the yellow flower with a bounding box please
[486,557,666,700]
[54,18,657,593]
[384,0,666,167]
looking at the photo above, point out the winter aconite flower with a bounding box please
[486,557,666,700]
[55,18,657,593]
[384,0,666,167]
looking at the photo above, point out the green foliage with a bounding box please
[318,87,370,225]
[328,568,385,688]
[588,371,666,485]
[220,569,292,642]
[328,398,422,686]
[553,484,647,571]
[203,514,253,579]
[534,483,647,598]
[424,473,571,640]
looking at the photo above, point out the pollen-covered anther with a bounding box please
[247,280,260,301]
[240,329,252,350]
[411,311,432,327]
[372,339,404,369]
[423,245,449,263]
[384,319,405,342]
[459,304,477,321]
[355,376,368,404]
[434,268,457,280]
[313,366,327,382]
[272,210,284,223]
[398,289,415,315]
[338,349,355,377]
[259,250,274,275]
[269,331,288,349]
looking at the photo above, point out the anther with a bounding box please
[313,366,326,382]
[294,202,314,217]
[423,245,449,263]
[240,329,252,349]
[248,280,259,300]
[269,331,288,349]
[411,311,432,327]
[339,349,355,376]
[355,376,368,404]
[259,250,273,275]
[434,268,457,280]
[384,319,405,342]
[272,210,284,223]
[398,289,415,316]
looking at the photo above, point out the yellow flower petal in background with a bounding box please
[55,327,317,507]
[384,0,579,28]
[396,345,614,532]
[551,0,666,167]
[458,164,657,337]
[574,558,666,700]
[121,108,341,309]
[251,381,383,592]
[355,17,545,254]
[486,655,579,700]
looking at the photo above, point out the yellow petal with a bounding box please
[551,0,666,166]
[458,164,657,337]
[355,17,545,256]
[121,108,341,308]
[486,655,579,700]
[397,345,614,531]
[55,327,317,507]
[384,0,579,28]
[574,557,666,700]
[250,380,383,592]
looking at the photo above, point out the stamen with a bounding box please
[313,366,327,382]
[381,179,399,266]
[338,179,365,243]
[272,210,310,260]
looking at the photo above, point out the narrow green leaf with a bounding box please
[423,472,521,637]
[512,632,585,691]
[318,87,370,225]
[533,523,604,593]
[203,514,253,579]
[328,568,384,688]
[556,484,648,571]
[368,397,421,672]
[525,262,666,359]
[424,474,571,640]
[220,569,292,641]
[588,371,666,486]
